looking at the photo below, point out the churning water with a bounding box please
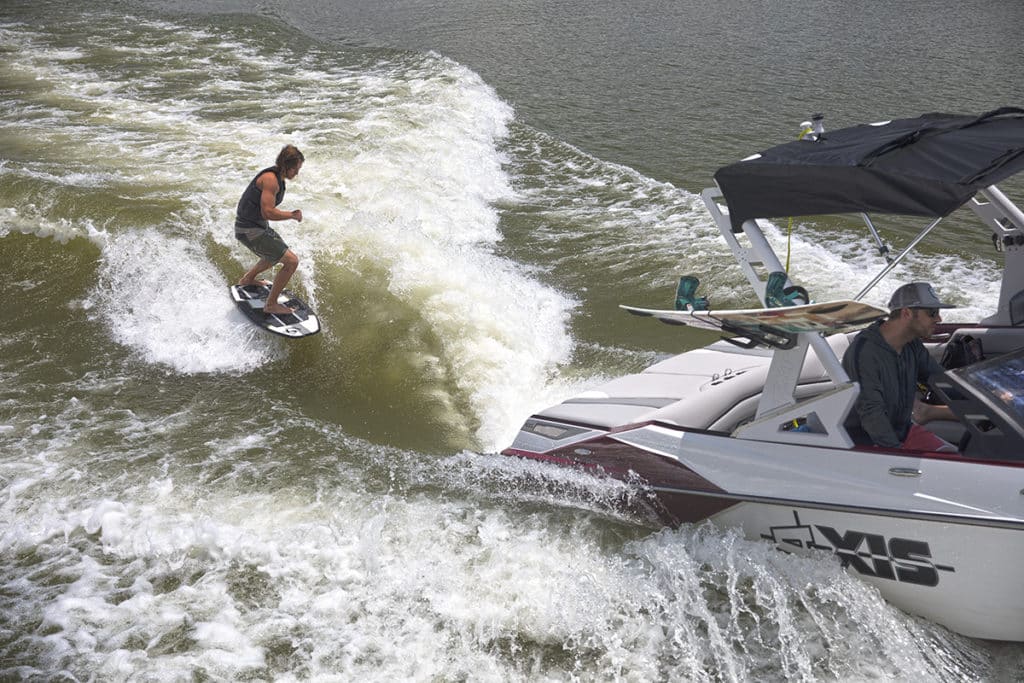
[2,0,1023,679]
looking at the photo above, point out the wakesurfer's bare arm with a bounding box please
[258,172,302,222]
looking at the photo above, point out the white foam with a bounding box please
[0,207,92,244]
[83,500,129,545]
[756,218,1002,321]
[0,379,991,681]
[88,228,282,374]
[16,482,979,681]
[334,215,575,449]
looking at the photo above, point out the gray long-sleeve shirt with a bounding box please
[841,321,943,447]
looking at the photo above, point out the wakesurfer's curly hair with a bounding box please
[275,144,305,174]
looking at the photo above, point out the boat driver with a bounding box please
[842,282,959,452]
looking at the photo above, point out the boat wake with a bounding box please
[3,5,1021,679]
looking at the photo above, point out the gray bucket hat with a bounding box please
[887,282,954,310]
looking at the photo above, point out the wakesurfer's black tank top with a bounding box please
[234,167,286,233]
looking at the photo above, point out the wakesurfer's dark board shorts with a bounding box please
[236,227,289,262]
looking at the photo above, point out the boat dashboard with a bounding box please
[931,344,1024,460]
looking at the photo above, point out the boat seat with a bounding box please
[537,344,773,428]
[538,333,855,431]
[940,327,1024,359]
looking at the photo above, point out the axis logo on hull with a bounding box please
[761,511,956,587]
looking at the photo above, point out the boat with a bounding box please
[502,108,1024,641]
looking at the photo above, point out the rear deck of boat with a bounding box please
[534,326,1024,441]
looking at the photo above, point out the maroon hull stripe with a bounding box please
[650,489,738,526]
[508,435,739,526]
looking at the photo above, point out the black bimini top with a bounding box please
[714,106,1024,231]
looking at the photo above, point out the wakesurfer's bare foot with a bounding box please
[264,303,296,316]
[239,278,274,287]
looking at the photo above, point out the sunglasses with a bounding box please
[915,308,940,318]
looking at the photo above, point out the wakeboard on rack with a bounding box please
[620,300,887,349]
[230,284,321,338]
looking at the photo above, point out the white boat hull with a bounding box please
[715,504,1024,641]
[506,420,1024,640]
